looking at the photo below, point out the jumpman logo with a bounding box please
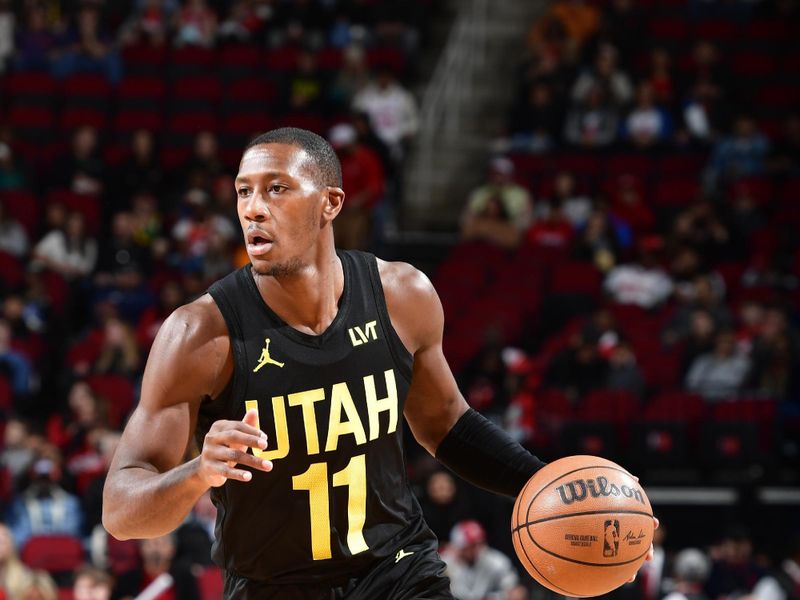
[395,549,415,563]
[253,338,285,372]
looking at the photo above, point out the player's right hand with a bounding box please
[197,409,273,487]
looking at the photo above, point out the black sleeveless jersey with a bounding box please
[201,250,434,585]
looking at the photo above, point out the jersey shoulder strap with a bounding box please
[345,250,413,382]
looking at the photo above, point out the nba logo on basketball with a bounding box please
[603,520,620,557]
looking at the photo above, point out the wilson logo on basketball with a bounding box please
[555,477,645,506]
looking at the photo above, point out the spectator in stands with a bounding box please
[664,274,732,346]
[284,50,327,114]
[181,131,225,194]
[671,202,734,263]
[1,416,37,487]
[115,130,166,207]
[686,329,751,400]
[565,84,620,148]
[573,206,628,272]
[751,534,800,600]
[136,281,184,352]
[112,534,201,600]
[644,47,676,107]
[353,68,419,160]
[32,211,98,281]
[442,520,518,600]
[217,0,268,43]
[461,157,533,250]
[609,175,655,234]
[352,111,395,179]
[0,522,34,599]
[14,3,58,71]
[171,188,236,273]
[174,0,217,47]
[330,45,370,111]
[662,548,711,600]
[130,192,163,249]
[530,0,600,59]
[748,307,799,401]
[73,565,113,600]
[622,82,674,149]
[419,471,475,544]
[506,82,564,153]
[51,4,122,84]
[119,0,177,46]
[546,329,608,400]
[539,171,592,228]
[0,141,27,190]
[6,453,83,548]
[0,319,33,398]
[604,242,673,309]
[328,123,385,250]
[94,317,140,377]
[95,212,152,286]
[18,570,57,600]
[53,126,105,197]
[527,198,574,251]
[0,200,29,258]
[48,380,109,456]
[705,115,770,191]
[572,44,633,108]
[606,342,645,397]
[707,528,764,599]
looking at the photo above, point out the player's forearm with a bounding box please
[435,408,546,498]
[102,457,208,540]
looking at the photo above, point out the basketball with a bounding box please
[512,455,654,598]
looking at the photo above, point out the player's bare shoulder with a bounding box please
[376,258,443,354]
[142,293,233,406]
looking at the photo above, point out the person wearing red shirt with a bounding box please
[328,123,385,249]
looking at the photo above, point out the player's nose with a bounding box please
[242,193,270,222]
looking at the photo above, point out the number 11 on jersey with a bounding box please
[293,454,368,560]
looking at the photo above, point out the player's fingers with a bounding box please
[242,408,259,427]
[217,447,272,472]
[214,463,254,482]
[653,516,660,529]
[208,430,268,450]
[206,421,267,440]
[645,543,655,562]
[627,573,638,583]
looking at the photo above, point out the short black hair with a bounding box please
[244,127,342,188]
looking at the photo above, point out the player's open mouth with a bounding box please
[247,232,274,256]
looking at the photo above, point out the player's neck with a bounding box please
[254,247,344,336]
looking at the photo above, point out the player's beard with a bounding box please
[254,256,305,278]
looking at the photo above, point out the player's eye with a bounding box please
[269,184,286,194]
[237,188,251,198]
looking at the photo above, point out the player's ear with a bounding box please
[323,186,344,222]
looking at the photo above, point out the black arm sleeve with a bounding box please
[434,408,546,498]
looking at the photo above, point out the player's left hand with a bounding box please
[627,516,659,583]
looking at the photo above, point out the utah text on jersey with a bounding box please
[244,368,398,461]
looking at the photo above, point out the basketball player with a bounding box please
[103,128,655,599]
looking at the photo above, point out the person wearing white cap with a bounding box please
[461,156,533,250]
[442,520,519,600]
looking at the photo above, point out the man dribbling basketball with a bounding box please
[102,128,656,599]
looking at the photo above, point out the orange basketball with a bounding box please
[511,455,654,598]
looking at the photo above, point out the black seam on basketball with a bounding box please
[512,509,654,533]
[529,534,651,568]
[518,528,579,596]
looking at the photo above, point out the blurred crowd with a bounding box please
[0,0,798,598]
